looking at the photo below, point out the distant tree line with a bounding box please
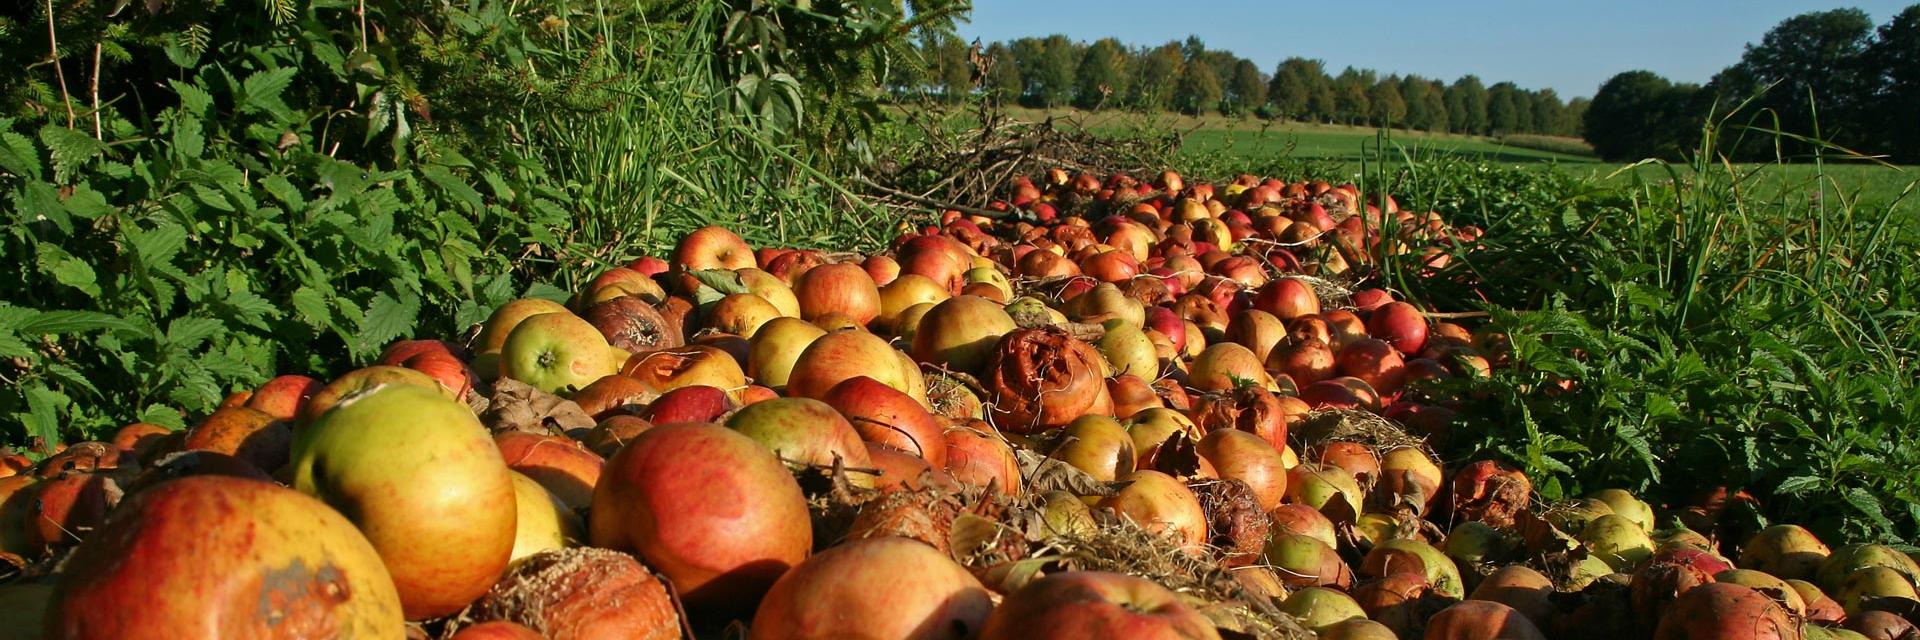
[886,33,1586,138]
[1587,5,1920,162]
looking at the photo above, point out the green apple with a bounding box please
[501,312,617,394]
[291,384,517,620]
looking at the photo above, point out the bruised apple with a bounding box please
[46,476,404,639]
[291,385,517,620]
[590,423,811,616]
[621,345,748,397]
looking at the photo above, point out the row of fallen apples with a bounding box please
[0,170,1914,640]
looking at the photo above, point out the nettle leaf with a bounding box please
[35,243,101,297]
[44,362,101,398]
[0,126,42,179]
[137,404,187,431]
[169,79,214,117]
[1776,475,1822,496]
[16,310,137,335]
[290,286,334,329]
[20,385,68,452]
[221,287,278,331]
[356,291,420,355]
[238,67,298,122]
[165,316,225,351]
[260,174,305,209]
[523,282,571,305]
[171,109,205,159]
[18,181,71,232]
[422,165,485,211]
[38,125,108,182]
[129,222,189,269]
[64,185,114,220]
[0,327,28,359]
[1844,487,1898,537]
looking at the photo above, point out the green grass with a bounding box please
[1002,106,1918,211]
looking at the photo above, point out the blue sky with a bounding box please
[955,1,1914,99]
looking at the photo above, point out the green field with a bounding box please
[1005,107,1918,210]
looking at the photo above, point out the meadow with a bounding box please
[1000,106,1918,211]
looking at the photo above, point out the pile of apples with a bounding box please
[1,169,1916,640]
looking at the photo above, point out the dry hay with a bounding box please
[861,101,1180,222]
[1295,408,1427,455]
[1022,511,1317,640]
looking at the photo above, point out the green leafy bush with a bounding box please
[0,0,955,449]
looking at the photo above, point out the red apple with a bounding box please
[705,293,783,338]
[638,384,737,425]
[876,274,952,333]
[897,235,973,293]
[109,423,171,460]
[493,431,605,511]
[672,226,756,274]
[751,536,993,640]
[626,256,670,277]
[784,329,920,404]
[980,571,1220,640]
[823,376,946,468]
[399,351,476,399]
[578,266,666,306]
[1050,416,1137,482]
[795,263,881,326]
[183,406,291,475]
[764,250,826,285]
[1366,301,1429,355]
[243,374,320,421]
[942,424,1021,495]
[297,365,450,427]
[1196,429,1289,511]
[590,423,811,616]
[1188,343,1274,392]
[476,298,570,357]
[1251,278,1319,320]
[1336,338,1406,393]
[725,397,875,486]
[1098,471,1207,552]
[864,255,902,286]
